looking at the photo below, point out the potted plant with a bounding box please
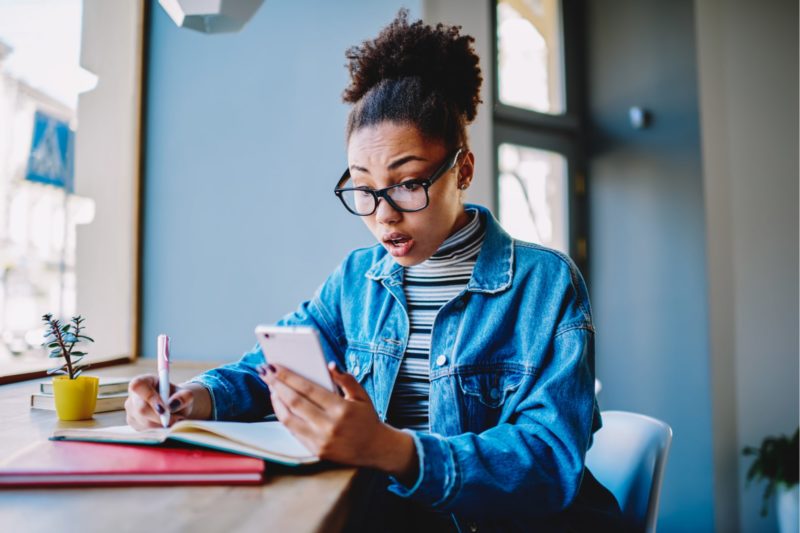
[41,314,97,421]
[743,428,799,532]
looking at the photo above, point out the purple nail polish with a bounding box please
[257,364,266,375]
[156,404,165,415]
[169,399,181,412]
[268,364,276,373]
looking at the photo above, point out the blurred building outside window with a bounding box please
[0,0,97,362]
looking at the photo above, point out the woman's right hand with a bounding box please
[125,374,211,430]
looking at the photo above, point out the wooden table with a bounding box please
[0,360,359,533]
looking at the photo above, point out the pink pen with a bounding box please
[157,334,170,428]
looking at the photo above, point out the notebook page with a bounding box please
[51,425,168,444]
[168,421,316,464]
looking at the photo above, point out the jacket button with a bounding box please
[349,353,356,364]
[468,522,478,532]
[435,355,447,367]
[353,365,360,376]
[489,388,500,400]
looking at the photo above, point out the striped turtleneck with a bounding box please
[386,208,485,431]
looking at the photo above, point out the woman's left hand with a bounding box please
[259,361,418,481]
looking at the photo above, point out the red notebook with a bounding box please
[0,440,265,487]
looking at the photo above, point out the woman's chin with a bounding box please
[394,256,425,267]
[386,244,428,267]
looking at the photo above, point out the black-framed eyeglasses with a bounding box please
[334,148,464,216]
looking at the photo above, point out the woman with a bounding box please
[126,11,622,531]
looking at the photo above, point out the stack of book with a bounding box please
[30,377,130,413]
[0,419,316,486]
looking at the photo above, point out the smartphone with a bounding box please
[254,325,336,392]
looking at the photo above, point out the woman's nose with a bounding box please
[374,197,401,225]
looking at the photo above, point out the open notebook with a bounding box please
[51,420,318,466]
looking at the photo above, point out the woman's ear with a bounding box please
[458,150,475,190]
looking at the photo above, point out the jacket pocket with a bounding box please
[457,369,525,432]
[344,346,374,386]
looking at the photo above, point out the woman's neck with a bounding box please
[448,208,470,238]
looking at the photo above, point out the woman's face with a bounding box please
[346,122,474,267]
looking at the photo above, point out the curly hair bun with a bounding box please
[343,9,483,123]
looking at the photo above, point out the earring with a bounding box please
[459,183,468,190]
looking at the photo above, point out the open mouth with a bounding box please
[383,232,414,257]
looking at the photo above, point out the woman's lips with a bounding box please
[382,232,414,258]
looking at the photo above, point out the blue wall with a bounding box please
[142,1,420,359]
[587,1,714,531]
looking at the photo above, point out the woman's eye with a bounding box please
[401,181,421,191]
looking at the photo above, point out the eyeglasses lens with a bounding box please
[339,180,428,215]
[339,187,377,215]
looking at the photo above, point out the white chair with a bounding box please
[584,410,673,532]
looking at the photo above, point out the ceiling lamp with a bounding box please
[158,0,264,34]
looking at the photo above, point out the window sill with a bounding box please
[0,355,135,385]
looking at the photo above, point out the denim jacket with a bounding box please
[191,204,602,530]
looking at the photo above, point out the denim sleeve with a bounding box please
[188,268,348,421]
[387,325,597,518]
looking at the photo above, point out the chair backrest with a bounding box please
[584,410,673,533]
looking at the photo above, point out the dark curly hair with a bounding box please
[343,9,482,149]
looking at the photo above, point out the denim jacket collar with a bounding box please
[365,204,514,294]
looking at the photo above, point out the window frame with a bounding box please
[491,0,589,277]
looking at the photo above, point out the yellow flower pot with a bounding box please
[52,375,98,421]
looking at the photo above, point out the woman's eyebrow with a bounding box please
[388,155,428,170]
[349,155,428,174]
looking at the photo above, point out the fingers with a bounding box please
[167,389,194,414]
[328,362,369,401]
[129,374,168,414]
[125,393,164,430]
[270,391,319,454]
[166,389,194,425]
[262,363,338,408]
[126,374,174,430]
[261,366,329,427]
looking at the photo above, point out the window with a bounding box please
[0,0,144,381]
[493,0,587,272]
[497,0,565,114]
[498,142,568,251]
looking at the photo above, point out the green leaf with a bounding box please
[72,368,83,378]
[47,367,67,375]
[61,324,70,332]
[47,342,60,348]
[71,351,86,356]
[77,335,94,342]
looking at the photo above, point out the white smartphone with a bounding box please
[254,325,336,392]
